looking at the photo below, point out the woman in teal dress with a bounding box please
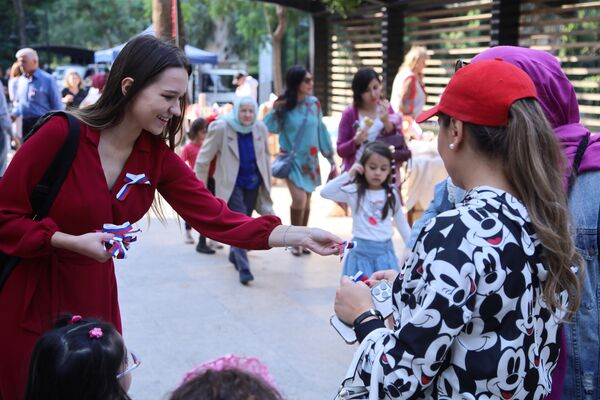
[264,66,335,256]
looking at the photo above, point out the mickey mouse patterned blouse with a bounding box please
[354,186,564,399]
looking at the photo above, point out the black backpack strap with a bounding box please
[29,112,80,220]
[566,134,589,196]
[0,112,80,291]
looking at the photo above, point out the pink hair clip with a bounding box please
[181,354,277,389]
[88,327,103,339]
[70,315,82,324]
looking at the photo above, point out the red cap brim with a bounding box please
[415,105,439,124]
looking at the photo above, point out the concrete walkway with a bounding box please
[116,185,406,399]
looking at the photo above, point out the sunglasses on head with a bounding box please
[454,59,470,72]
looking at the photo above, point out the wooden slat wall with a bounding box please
[519,0,600,130]
[327,6,386,114]
[325,1,600,130]
[401,0,493,114]
[326,1,494,115]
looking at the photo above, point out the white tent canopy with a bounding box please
[94,26,217,65]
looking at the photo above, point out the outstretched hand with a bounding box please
[301,228,342,256]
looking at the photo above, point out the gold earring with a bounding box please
[449,143,455,150]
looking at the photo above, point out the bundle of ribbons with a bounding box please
[339,240,357,262]
[98,221,141,259]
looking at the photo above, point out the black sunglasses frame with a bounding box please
[454,59,470,72]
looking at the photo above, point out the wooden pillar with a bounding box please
[383,6,404,100]
[311,14,329,114]
[491,0,521,46]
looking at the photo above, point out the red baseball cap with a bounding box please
[416,58,537,126]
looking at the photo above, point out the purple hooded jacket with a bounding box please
[474,46,600,400]
[473,46,600,177]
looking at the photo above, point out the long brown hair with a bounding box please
[442,99,582,318]
[71,35,191,149]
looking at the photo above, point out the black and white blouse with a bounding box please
[353,186,564,399]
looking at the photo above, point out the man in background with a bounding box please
[11,48,63,136]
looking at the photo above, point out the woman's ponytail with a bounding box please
[466,99,582,318]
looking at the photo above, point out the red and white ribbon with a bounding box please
[116,173,150,201]
[351,270,369,283]
[98,221,141,259]
[339,240,357,262]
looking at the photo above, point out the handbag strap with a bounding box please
[288,103,310,155]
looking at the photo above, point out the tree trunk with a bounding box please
[12,0,26,47]
[272,5,288,95]
[152,0,185,48]
[177,0,186,48]
[152,0,171,41]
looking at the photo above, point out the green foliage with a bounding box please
[36,0,148,49]
[0,0,310,79]
[181,0,215,49]
[321,0,362,17]
[205,0,309,75]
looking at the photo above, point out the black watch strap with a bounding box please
[353,308,383,329]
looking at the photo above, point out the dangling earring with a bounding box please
[449,143,455,150]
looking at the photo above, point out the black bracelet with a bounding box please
[353,309,383,329]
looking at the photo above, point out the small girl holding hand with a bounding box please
[321,141,410,276]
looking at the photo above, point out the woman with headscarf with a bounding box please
[473,46,600,400]
[195,96,274,285]
[402,46,600,400]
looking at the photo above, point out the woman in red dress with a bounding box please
[0,35,340,399]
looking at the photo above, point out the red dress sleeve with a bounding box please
[157,144,281,249]
[0,116,68,257]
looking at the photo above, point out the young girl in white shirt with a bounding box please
[321,141,410,276]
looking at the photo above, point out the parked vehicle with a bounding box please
[198,68,237,105]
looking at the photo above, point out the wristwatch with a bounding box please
[353,308,384,329]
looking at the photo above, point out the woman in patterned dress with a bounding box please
[264,66,335,256]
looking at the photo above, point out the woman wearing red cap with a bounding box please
[334,59,581,399]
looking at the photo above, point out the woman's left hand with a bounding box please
[335,277,374,325]
[301,227,342,256]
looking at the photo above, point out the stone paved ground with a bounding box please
[116,185,406,399]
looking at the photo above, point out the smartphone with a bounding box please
[371,280,394,318]
[330,315,357,344]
